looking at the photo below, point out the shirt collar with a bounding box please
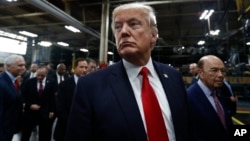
[39,77,46,83]
[5,71,16,83]
[122,57,154,80]
[74,74,78,84]
[197,79,213,97]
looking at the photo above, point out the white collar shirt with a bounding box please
[122,58,175,141]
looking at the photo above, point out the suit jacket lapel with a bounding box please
[109,61,147,140]
[153,62,177,110]
[3,72,19,96]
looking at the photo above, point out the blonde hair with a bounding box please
[111,2,158,37]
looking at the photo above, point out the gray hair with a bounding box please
[4,54,24,69]
[111,2,158,37]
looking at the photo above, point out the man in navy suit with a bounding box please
[22,63,38,84]
[189,63,199,84]
[66,2,192,141]
[187,55,233,141]
[21,66,58,141]
[54,58,88,141]
[50,63,70,85]
[0,54,26,141]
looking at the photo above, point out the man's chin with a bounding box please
[215,82,223,87]
[119,49,137,57]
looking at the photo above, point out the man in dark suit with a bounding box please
[21,66,58,141]
[0,54,26,141]
[54,58,88,141]
[189,62,199,84]
[66,3,192,141]
[22,63,38,84]
[0,63,4,73]
[50,63,70,85]
[187,55,233,141]
[218,80,237,116]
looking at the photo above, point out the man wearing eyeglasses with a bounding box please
[187,55,233,141]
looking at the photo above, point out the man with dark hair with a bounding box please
[0,63,4,73]
[21,66,57,141]
[86,58,97,73]
[54,58,88,141]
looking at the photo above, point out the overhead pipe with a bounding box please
[24,0,115,46]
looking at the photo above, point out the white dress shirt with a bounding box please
[123,58,176,141]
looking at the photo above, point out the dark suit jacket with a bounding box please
[217,81,237,116]
[22,77,57,118]
[54,76,76,141]
[22,71,33,83]
[187,83,233,141]
[66,61,192,141]
[0,72,23,141]
[49,73,70,85]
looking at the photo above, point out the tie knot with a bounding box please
[140,67,149,76]
[211,90,217,96]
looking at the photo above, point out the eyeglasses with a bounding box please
[207,68,227,75]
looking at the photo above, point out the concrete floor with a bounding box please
[12,118,57,141]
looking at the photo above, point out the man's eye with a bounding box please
[130,22,140,28]
[114,24,122,31]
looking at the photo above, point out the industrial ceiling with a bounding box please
[0,0,249,66]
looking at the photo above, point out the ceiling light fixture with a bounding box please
[38,41,52,47]
[64,25,81,33]
[80,48,88,52]
[107,51,114,55]
[57,41,69,47]
[0,30,27,41]
[19,31,38,38]
[197,40,205,45]
[199,9,214,20]
[209,29,220,36]
[246,42,250,46]
[6,0,18,2]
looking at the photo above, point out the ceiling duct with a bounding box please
[24,0,115,46]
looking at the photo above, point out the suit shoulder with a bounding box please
[60,77,74,85]
[154,61,182,76]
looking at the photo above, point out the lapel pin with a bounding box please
[163,74,168,78]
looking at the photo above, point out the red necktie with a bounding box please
[14,79,19,92]
[212,91,226,128]
[140,67,169,141]
[38,80,44,96]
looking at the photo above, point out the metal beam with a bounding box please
[24,0,115,46]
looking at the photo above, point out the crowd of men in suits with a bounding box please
[0,55,97,141]
[0,2,239,141]
[0,54,238,141]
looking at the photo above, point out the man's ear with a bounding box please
[151,32,158,44]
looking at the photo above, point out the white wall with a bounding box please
[0,52,12,63]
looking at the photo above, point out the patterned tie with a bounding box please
[140,67,169,141]
[212,91,226,128]
[38,80,44,96]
